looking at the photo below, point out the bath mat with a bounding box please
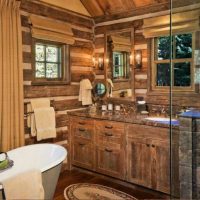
[64,183,137,200]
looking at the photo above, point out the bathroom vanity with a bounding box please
[68,111,179,195]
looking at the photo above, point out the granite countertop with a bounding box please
[68,110,179,129]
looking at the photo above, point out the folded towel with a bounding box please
[27,98,50,137]
[34,107,56,141]
[2,169,44,200]
[79,79,93,105]
[107,79,114,97]
[137,100,146,105]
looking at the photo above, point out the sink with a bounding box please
[144,117,179,125]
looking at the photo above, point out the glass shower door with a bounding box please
[171,0,200,199]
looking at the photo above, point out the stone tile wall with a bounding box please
[179,116,200,199]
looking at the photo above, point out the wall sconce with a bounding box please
[92,57,96,67]
[98,57,104,70]
[92,56,105,70]
[129,54,133,65]
[135,50,142,68]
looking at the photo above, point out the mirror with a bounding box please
[106,29,134,100]
[93,83,106,98]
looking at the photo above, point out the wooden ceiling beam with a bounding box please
[94,0,197,24]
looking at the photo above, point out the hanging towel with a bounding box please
[79,79,93,105]
[107,78,114,97]
[2,169,44,200]
[27,98,50,136]
[34,107,56,141]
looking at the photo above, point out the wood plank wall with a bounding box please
[94,20,148,101]
[94,3,200,108]
[20,0,95,169]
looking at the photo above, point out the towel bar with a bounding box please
[24,100,55,117]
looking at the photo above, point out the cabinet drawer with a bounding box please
[95,120,124,133]
[96,129,124,147]
[73,125,94,140]
[127,124,169,141]
[71,117,94,126]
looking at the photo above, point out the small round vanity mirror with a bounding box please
[93,83,106,97]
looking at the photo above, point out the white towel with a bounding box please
[2,169,44,200]
[34,107,56,141]
[79,79,93,105]
[27,98,50,137]
[107,78,114,97]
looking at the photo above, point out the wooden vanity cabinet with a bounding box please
[127,124,170,194]
[95,121,126,179]
[69,116,179,195]
[70,117,95,170]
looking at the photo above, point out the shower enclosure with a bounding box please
[170,0,200,199]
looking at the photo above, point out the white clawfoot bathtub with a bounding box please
[0,143,67,199]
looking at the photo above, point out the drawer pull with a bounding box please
[152,144,155,148]
[79,143,85,146]
[105,132,113,137]
[79,122,85,125]
[146,144,150,147]
[105,125,113,129]
[105,148,113,152]
[78,128,85,132]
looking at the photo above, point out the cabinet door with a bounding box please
[127,138,151,187]
[72,139,95,170]
[151,140,170,193]
[96,146,125,179]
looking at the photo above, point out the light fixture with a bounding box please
[92,57,96,67]
[135,50,142,68]
[129,54,133,65]
[98,57,104,70]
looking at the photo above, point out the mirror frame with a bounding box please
[104,28,135,101]
[92,81,107,99]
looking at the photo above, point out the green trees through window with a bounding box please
[155,33,192,88]
[35,43,62,79]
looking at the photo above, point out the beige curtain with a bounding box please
[0,0,24,151]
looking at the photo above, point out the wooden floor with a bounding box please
[54,169,169,200]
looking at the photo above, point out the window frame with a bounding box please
[151,32,195,92]
[112,51,130,82]
[32,38,70,85]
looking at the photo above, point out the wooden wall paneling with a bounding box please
[72,40,93,49]
[135,79,148,89]
[70,46,93,55]
[20,0,94,29]
[71,57,93,67]
[113,82,132,91]
[24,85,80,98]
[71,71,95,82]
[72,29,94,41]
[94,0,198,23]
[95,21,134,35]
[22,31,32,45]
[23,69,32,81]
[54,99,82,111]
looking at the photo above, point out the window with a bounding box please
[33,39,70,84]
[153,33,193,90]
[113,51,130,80]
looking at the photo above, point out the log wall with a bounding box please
[94,2,200,108]
[20,0,95,170]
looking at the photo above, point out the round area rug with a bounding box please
[64,183,137,200]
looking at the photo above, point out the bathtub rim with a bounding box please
[7,143,67,172]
